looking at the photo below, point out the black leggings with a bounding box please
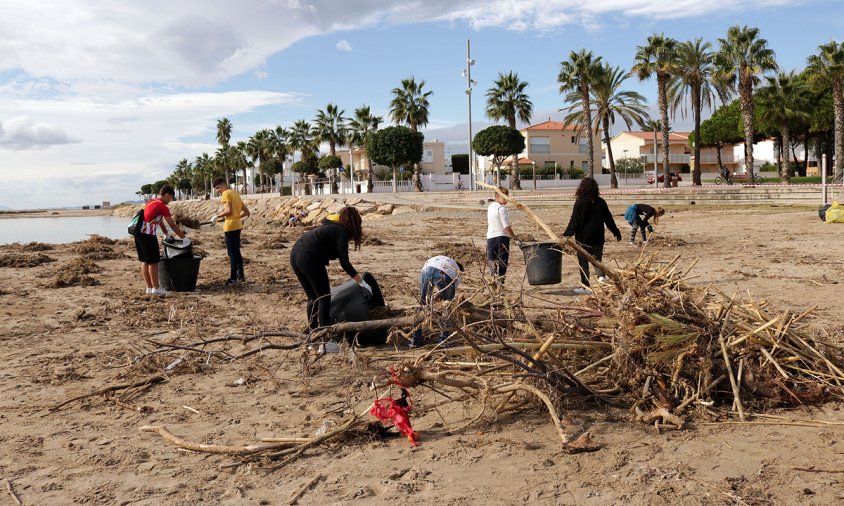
[290,252,331,330]
[576,242,604,287]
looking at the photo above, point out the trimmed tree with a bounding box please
[366,126,424,193]
[699,101,744,174]
[472,125,526,186]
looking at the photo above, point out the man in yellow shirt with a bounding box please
[210,177,251,284]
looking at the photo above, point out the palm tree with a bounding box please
[289,119,317,193]
[216,117,233,184]
[390,77,433,191]
[485,71,533,190]
[669,38,731,186]
[559,50,603,177]
[347,105,383,193]
[268,126,289,192]
[807,41,844,181]
[563,64,648,188]
[234,141,250,193]
[172,158,192,199]
[633,33,679,188]
[313,103,347,193]
[194,152,213,197]
[640,117,667,179]
[757,71,810,184]
[715,25,778,178]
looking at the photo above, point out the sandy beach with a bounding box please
[0,203,841,505]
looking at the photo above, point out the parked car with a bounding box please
[647,172,683,184]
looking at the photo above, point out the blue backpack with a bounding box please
[624,204,638,225]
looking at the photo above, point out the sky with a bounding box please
[0,0,841,209]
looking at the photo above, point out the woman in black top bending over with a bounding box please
[562,177,621,294]
[290,207,369,330]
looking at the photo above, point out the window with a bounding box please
[543,161,557,169]
[570,160,574,168]
[582,161,588,171]
[423,150,433,163]
[529,136,550,154]
[578,137,588,153]
[570,136,575,144]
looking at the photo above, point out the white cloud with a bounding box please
[336,39,353,52]
[0,1,795,87]
[0,116,75,150]
[0,90,300,207]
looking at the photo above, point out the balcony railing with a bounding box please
[639,153,690,164]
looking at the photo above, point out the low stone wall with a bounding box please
[112,196,415,228]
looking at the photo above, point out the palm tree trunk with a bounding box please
[781,126,792,184]
[603,116,617,188]
[658,73,670,188]
[740,75,755,177]
[833,80,844,180]
[367,155,374,193]
[581,84,595,177]
[692,85,702,186]
[413,165,423,192]
[510,162,522,190]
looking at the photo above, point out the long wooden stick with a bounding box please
[289,474,323,505]
[718,305,745,421]
[3,479,21,506]
[139,426,304,455]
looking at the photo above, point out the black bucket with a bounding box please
[520,242,563,285]
[819,203,831,222]
[159,256,202,292]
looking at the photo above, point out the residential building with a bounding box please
[605,131,739,174]
[500,120,603,174]
[335,139,449,176]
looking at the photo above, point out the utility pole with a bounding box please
[464,39,477,191]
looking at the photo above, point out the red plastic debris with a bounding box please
[370,368,419,446]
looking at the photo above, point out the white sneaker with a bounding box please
[642,240,648,247]
[628,242,635,247]
[145,288,153,294]
[597,276,608,284]
[573,287,592,295]
[153,288,169,296]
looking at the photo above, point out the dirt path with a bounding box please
[0,205,841,505]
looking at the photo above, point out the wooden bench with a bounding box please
[731,174,748,183]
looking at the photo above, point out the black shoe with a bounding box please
[225,278,240,285]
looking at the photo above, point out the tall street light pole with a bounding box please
[463,39,477,191]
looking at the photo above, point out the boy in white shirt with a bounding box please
[410,255,463,348]
[486,187,520,284]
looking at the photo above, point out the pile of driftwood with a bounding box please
[113,246,843,470]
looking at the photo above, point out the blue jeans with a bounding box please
[224,229,244,281]
[412,267,456,345]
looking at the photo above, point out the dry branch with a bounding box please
[50,375,167,412]
[139,425,305,455]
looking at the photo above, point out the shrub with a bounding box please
[566,167,585,179]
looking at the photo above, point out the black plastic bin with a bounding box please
[158,256,202,292]
[520,242,563,285]
[159,238,201,291]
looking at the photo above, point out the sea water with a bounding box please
[0,215,130,245]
